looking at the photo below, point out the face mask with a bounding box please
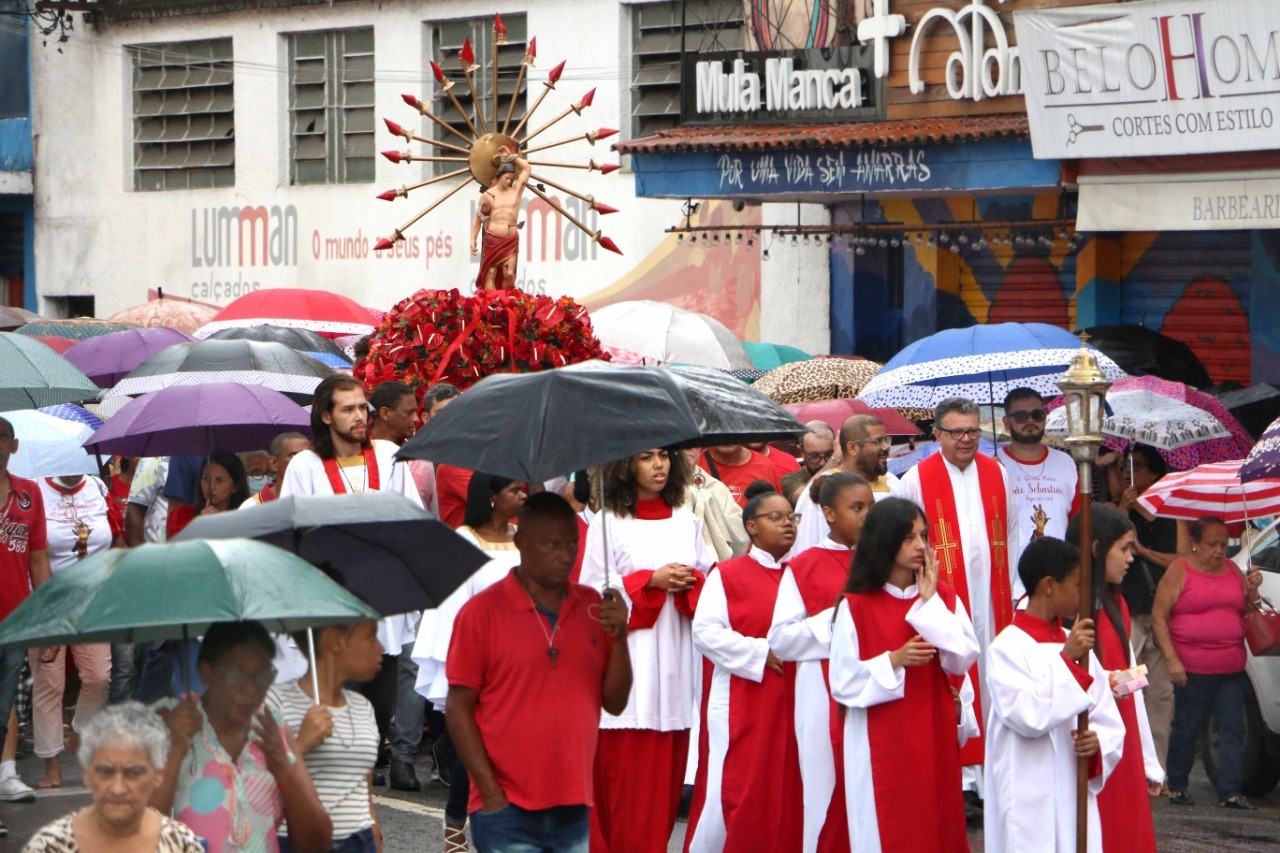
[247,475,270,496]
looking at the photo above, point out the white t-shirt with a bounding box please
[127,457,170,544]
[40,477,115,573]
[998,445,1078,565]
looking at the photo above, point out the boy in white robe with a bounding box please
[985,536,1125,853]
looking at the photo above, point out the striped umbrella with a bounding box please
[0,332,100,411]
[1136,460,1280,525]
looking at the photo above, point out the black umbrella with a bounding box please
[396,361,804,482]
[666,364,806,446]
[1211,383,1280,440]
[206,325,350,360]
[109,339,334,403]
[172,493,488,616]
[1081,325,1213,389]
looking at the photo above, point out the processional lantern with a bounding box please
[1056,334,1111,465]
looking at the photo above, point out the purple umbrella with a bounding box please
[64,327,195,388]
[84,383,311,457]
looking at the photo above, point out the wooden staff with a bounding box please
[1076,464,1093,853]
[374,179,471,251]
[502,37,536,135]
[510,60,565,140]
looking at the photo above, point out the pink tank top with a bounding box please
[1168,559,1246,674]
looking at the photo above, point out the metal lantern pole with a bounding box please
[1056,334,1112,853]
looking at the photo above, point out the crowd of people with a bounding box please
[0,372,1267,852]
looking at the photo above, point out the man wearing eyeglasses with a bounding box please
[998,388,1078,584]
[780,422,836,505]
[897,397,1018,816]
[791,415,900,553]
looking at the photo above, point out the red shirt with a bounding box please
[0,476,48,621]
[699,449,783,507]
[761,446,801,478]
[436,464,473,529]
[447,568,611,813]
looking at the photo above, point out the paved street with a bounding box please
[2,747,1276,850]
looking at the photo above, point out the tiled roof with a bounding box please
[613,115,1030,155]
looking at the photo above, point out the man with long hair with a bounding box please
[279,375,424,788]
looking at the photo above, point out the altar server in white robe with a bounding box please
[578,448,711,853]
[985,537,1126,853]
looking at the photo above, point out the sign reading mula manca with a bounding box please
[680,48,884,125]
[1015,0,1280,159]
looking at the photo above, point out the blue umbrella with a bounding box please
[857,323,1127,410]
[39,404,105,431]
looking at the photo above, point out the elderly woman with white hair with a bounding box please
[24,702,204,851]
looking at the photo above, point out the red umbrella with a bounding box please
[32,336,77,354]
[195,288,377,340]
[784,398,921,436]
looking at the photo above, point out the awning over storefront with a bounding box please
[613,115,1062,201]
[1076,152,1280,231]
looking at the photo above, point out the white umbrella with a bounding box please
[1046,388,1231,451]
[590,301,752,371]
[5,410,99,479]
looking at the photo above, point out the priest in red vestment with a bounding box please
[686,485,803,853]
[896,397,1018,796]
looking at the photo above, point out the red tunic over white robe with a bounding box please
[829,581,979,853]
[792,472,900,555]
[686,547,804,853]
[578,499,710,853]
[767,539,854,853]
[279,440,425,652]
[983,611,1126,853]
[1094,595,1163,853]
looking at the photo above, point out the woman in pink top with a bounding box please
[1153,516,1263,809]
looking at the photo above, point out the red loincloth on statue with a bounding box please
[477,230,519,290]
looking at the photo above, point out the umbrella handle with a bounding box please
[307,628,320,707]
[597,467,611,593]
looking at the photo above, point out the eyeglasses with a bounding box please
[936,427,981,441]
[803,450,835,462]
[853,437,892,448]
[748,512,801,525]
[1007,409,1047,424]
[212,663,277,691]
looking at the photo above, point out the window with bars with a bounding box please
[130,38,235,192]
[630,0,744,138]
[428,14,528,175]
[287,28,376,185]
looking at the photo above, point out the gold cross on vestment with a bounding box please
[989,501,1007,569]
[933,500,960,583]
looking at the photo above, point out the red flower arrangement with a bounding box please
[355,288,609,402]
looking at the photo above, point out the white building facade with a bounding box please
[27,0,829,351]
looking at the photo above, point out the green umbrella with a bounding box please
[741,341,812,372]
[0,538,379,649]
[0,331,100,412]
[15,318,141,341]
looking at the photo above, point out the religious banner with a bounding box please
[1015,0,1280,159]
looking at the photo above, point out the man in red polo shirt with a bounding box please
[447,492,631,851]
[0,416,52,832]
[699,444,783,507]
